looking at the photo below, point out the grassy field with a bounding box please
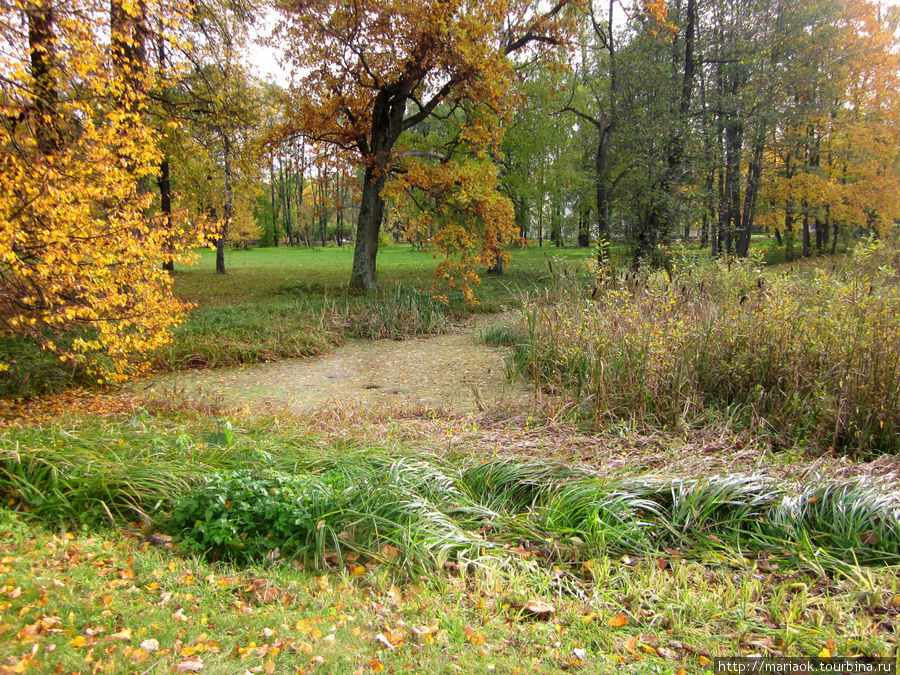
[1,240,899,673]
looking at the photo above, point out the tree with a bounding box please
[278,0,579,293]
[0,0,208,381]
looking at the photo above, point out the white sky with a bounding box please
[245,0,900,87]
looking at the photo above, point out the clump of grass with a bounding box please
[4,415,900,569]
[765,481,900,565]
[152,297,342,371]
[510,242,900,455]
[478,321,524,347]
[169,459,498,571]
[344,284,451,340]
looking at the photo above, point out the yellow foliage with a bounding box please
[0,0,209,381]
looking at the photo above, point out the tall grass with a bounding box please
[152,297,342,371]
[342,284,451,340]
[3,416,899,568]
[510,243,900,455]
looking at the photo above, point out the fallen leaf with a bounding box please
[175,659,204,672]
[656,647,677,659]
[375,633,395,650]
[698,655,711,666]
[110,628,132,641]
[140,639,159,653]
[522,600,555,619]
[380,545,400,560]
[609,613,628,628]
[463,626,487,646]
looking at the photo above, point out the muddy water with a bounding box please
[131,328,529,413]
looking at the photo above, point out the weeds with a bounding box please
[509,242,900,455]
[343,284,451,340]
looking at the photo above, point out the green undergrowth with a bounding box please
[504,242,900,456]
[2,414,899,575]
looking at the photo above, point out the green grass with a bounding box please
[2,511,897,674]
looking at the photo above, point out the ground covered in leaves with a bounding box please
[1,511,898,675]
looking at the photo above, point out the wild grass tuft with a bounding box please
[478,321,524,347]
[509,242,900,455]
[343,284,451,340]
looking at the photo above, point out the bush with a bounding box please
[168,469,344,564]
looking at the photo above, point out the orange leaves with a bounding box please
[463,625,487,646]
[609,612,629,628]
[386,158,517,304]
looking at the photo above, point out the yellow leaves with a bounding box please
[609,612,629,628]
[0,0,211,383]
[109,628,132,641]
[462,625,486,645]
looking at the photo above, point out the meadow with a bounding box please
[1,240,899,673]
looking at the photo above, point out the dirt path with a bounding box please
[130,320,529,413]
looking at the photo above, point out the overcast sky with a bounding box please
[246,0,900,87]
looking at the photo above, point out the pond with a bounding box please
[130,329,529,414]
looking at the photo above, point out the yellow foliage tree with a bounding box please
[760,0,900,256]
[0,0,207,381]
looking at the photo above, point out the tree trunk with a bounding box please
[801,213,810,258]
[595,121,611,263]
[736,122,765,257]
[216,133,232,274]
[27,1,58,154]
[159,156,174,271]
[110,0,147,104]
[350,165,387,291]
[578,209,590,247]
[269,155,279,247]
[784,212,795,261]
[349,88,407,292]
[724,116,743,256]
